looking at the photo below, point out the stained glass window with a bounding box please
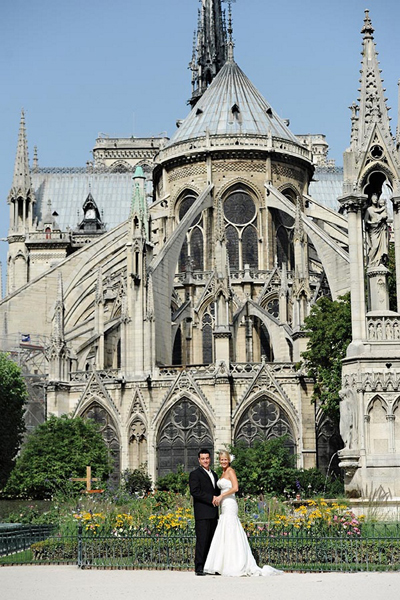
[81,402,120,485]
[242,225,258,268]
[235,396,295,453]
[226,225,239,270]
[178,194,204,272]
[157,398,213,477]
[223,190,258,270]
[224,191,256,225]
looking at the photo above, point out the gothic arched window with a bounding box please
[202,303,215,364]
[224,190,258,271]
[273,209,294,269]
[234,396,295,453]
[81,402,120,485]
[157,397,213,477]
[172,326,183,365]
[253,317,273,362]
[177,194,204,272]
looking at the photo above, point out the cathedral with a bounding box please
[1,2,400,494]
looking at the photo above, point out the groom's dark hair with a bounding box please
[198,448,211,457]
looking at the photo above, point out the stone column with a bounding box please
[340,196,367,342]
[392,197,400,313]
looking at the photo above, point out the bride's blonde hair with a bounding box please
[219,450,231,463]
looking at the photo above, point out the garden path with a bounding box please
[1,566,399,600]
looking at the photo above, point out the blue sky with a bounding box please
[0,0,399,295]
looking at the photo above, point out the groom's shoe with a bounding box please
[195,571,205,576]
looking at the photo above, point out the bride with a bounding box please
[203,451,282,577]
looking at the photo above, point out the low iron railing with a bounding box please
[1,524,400,571]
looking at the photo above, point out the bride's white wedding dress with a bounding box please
[204,478,282,577]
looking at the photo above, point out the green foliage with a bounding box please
[0,353,28,488]
[121,466,152,496]
[227,438,296,496]
[224,439,343,498]
[287,468,343,499]
[4,414,111,499]
[156,464,190,494]
[301,293,352,423]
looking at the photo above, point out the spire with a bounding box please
[355,10,392,146]
[131,166,148,239]
[8,109,34,204]
[342,10,400,197]
[189,0,228,107]
[52,272,65,343]
[226,0,234,63]
[33,146,39,171]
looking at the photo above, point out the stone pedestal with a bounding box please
[338,448,361,497]
[367,265,390,312]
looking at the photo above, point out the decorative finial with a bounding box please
[361,9,374,39]
[223,0,235,61]
[33,146,38,171]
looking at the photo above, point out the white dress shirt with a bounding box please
[202,467,216,487]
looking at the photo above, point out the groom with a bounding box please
[189,448,220,575]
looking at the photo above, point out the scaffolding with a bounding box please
[0,333,48,436]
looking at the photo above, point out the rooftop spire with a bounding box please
[131,166,148,239]
[361,9,374,39]
[8,109,34,204]
[354,9,392,146]
[189,0,228,107]
[226,0,235,62]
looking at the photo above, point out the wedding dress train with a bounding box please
[204,478,282,577]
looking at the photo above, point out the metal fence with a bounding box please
[0,525,55,562]
[1,524,400,571]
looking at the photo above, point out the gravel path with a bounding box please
[1,567,400,600]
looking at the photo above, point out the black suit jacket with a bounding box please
[189,466,220,520]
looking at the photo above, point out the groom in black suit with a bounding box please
[189,448,220,575]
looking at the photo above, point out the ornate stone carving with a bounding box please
[168,164,206,182]
[339,386,358,449]
[364,194,389,267]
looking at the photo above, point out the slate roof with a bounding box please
[168,59,300,146]
[309,167,344,211]
[31,170,134,231]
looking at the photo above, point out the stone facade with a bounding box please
[3,4,399,494]
[338,11,400,497]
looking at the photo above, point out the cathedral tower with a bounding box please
[339,11,400,496]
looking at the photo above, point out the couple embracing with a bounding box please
[189,448,282,577]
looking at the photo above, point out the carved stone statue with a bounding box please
[364,193,389,267]
[339,387,358,449]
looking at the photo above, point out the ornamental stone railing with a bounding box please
[26,232,71,243]
[159,134,312,164]
[70,369,120,383]
[366,315,400,341]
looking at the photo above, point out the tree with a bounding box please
[227,438,297,496]
[0,352,27,488]
[4,414,111,499]
[301,293,352,423]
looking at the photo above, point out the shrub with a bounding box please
[156,465,189,495]
[121,466,152,496]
